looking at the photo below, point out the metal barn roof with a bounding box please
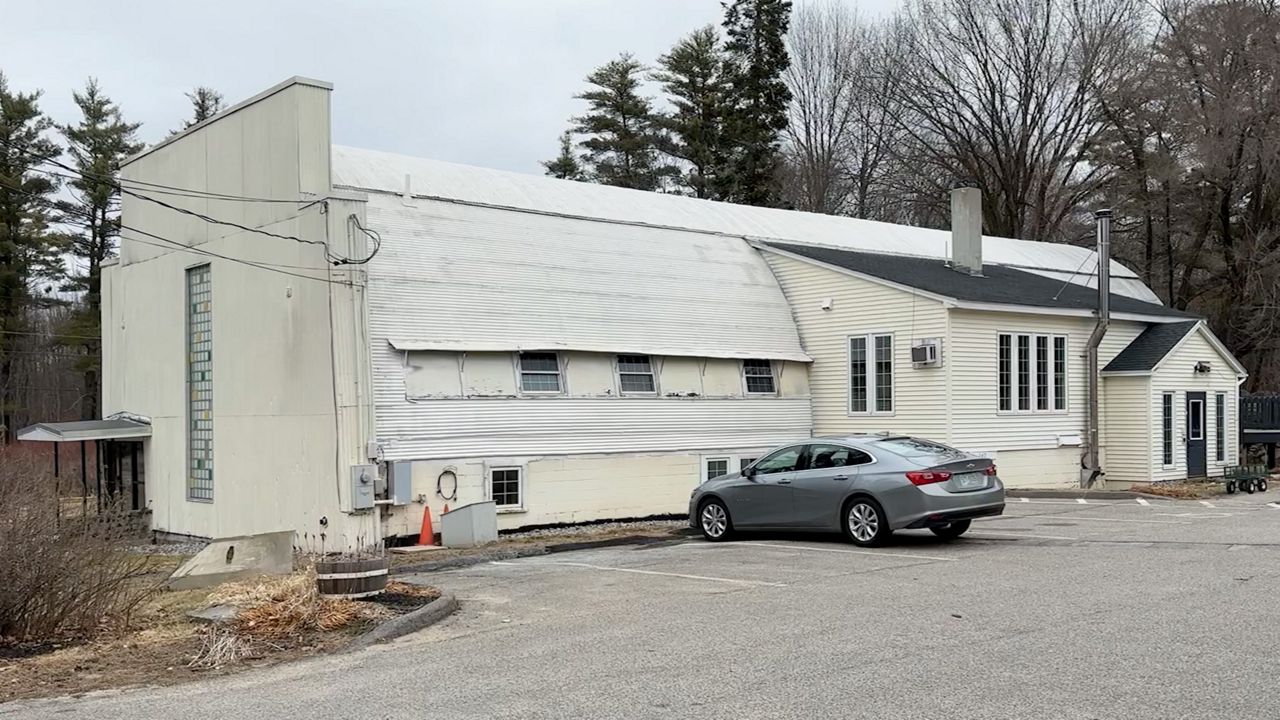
[332,145,1161,304]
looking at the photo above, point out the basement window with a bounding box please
[519,352,562,393]
[617,354,656,394]
[999,332,1068,414]
[489,467,523,509]
[743,359,777,394]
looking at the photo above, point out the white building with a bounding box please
[100,78,1246,544]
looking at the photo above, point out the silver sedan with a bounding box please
[689,435,1005,546]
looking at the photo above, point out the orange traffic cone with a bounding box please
[417,505,435,546]
[442,503,450,514]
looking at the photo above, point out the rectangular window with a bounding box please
[743,359,776,394]
[1053,337,1067,411]
[739,457,757,472]
[1216,393,1226,462]
[186,265,213,502]
[1161,392,1174,466]
[849,334,893,414]
[1035,336,1050,411]
[999,332,1067,414]
[617,354,655,394]
[998,334,1012,412]
[490,467,523,508]
[1016,335,1031,411]
[849,337,867,412]
[519,352,562,393]
[705,458,729,481]
[1189,398,1204,441]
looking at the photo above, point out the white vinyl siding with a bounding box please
[849,333,893,415]
[762,252,948,439]
[1102,375,1152,484]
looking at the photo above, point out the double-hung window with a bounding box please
[998,333,1067,413]
[743,359,776,394]
[849,334,893,414]
[617,354,656,394]
[519,352,562,393]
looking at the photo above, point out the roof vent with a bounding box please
[950,187,983,276]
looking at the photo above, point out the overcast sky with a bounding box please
[2,0,899,175]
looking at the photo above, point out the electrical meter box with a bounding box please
[349,464,376,511]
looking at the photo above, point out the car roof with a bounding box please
[811,434,910,447]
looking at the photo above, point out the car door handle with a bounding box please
[777,479,792,484]
[832,475,849,481]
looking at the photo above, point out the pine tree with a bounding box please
[184,86,224,128]
[720,0,794,206]
[542,131,585,180]
[652,25,731,199]
[0,72,63,440]
[59,78,142,421]
[572,54,675,191]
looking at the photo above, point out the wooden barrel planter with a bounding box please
[316,557,388,599]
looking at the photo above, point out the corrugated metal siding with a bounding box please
[331,145,1158,301]
[1103,375,1152,483]
[948,310,1145,451]
[763,252,950,440]
[1150,331,1241,481]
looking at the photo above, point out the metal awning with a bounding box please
[17,418,152,443]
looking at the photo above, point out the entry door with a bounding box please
[1186,392,1207,478]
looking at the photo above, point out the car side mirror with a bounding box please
[742,465,756,479]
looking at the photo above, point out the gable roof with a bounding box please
[762,242,1194,320]
[330,145,1161,303]
[1102,322,1200,373]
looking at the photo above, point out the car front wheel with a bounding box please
[843,498,890,547]
[929,519,972,540]
[698,498,733,542]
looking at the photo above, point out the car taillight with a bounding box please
[906,470,952,486]
[983,464,997,476]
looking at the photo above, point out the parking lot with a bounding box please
[9,493,1280,720]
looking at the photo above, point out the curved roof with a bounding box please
[332,145,1160,303]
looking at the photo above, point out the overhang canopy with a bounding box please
[17,418,152,443]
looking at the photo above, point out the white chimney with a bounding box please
[951,187,983,276]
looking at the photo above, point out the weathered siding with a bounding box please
[1149,330,1241,481]
[1102,375,1152,484]
[763,251,950,440]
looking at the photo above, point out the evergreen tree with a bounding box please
[184,86,224,128]
[59,78,142,421]
[571,54,675,190]
[0,72,63,440]
[652,25,730,199]
[542,131,585,180]
[720,0,793,206]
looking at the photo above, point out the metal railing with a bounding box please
[1241,394,1280,431]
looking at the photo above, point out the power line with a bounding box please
[0,329,99,341]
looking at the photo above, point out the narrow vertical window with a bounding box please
[1161,392,1174,466]
[743,359,776,394]
[1035,335,1050,411]
[998,334,1012,411]
[1215,393,1226,462]
[849,337,867,413]
[874,335,893,412]
[1053,337,1067,410]
[186,265,214,501]
[1016,335,1031,411]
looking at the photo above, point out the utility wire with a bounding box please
[1052,255,1100,301]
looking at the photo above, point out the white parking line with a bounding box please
[1200,500,1216,508]
[1269,502,1280,509]
[1020,497,1030,503]
[1062,516,1186,524]
[1076,498,1088,504]
[1136,498,1150,506]
[736,541,955,562]
[491,560,788,588]
[968,531,1077,541]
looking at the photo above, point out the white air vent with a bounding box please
[911,340,940,367]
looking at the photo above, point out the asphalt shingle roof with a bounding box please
[1102,321,1200,372]
[765,242,1194,319]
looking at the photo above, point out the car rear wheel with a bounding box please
[929,519,972,540]
[698,498,733,542]
[843,498,890,547]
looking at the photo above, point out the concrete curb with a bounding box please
[343,593,459,653]
[1006,489,1140,500]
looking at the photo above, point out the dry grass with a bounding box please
[208,568,369,641]
[1140,481,1220,499]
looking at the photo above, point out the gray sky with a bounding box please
[2,0,898,175]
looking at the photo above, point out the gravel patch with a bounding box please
[499,518,686,541]
[128,541,208,556]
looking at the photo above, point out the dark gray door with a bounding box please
[1186,391,1207,477]
[728,445,803,528]
[790,443,873,528]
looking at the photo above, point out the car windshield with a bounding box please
[871,437,963,459]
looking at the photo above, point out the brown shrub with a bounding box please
[0,449,156,642]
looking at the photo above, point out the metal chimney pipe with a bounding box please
[1083,209,1112,488]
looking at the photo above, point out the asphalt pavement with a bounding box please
[7,493,1280,719]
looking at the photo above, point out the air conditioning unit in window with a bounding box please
[911,340,940,367]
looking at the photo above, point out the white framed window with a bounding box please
[998,333,1067,414]
[1215,392,1226,463]
[518,352,562,393]
[1188,397,1204,441]
[743,359,776,394]
[700,453,766,483]
[617,354,656,394]
[704,457,730,482]
[186,264,214,502]
[489,466,524,509]
[1161,392,1175,467]
[849,333,893,414]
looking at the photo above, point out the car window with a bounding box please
[754,447,803,474]
[807,444,873,469]
[872,437,962,459]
